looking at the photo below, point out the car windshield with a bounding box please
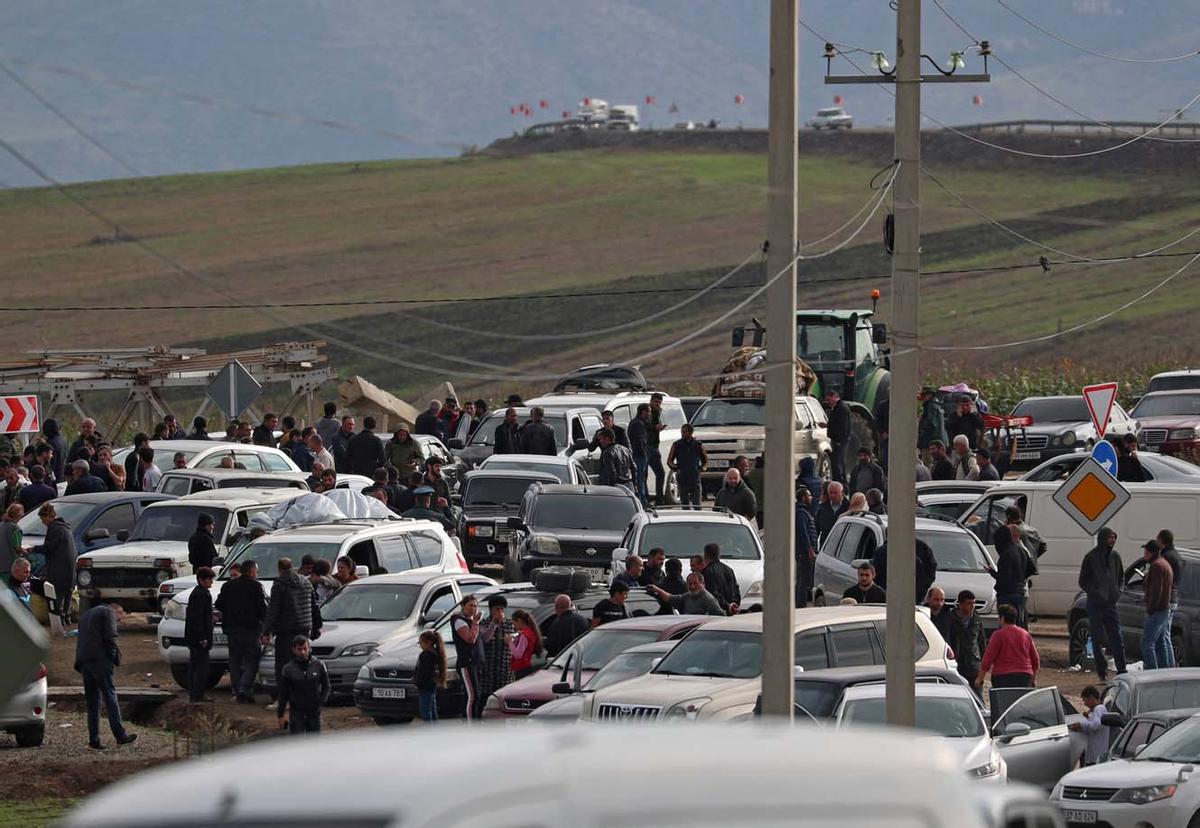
[585,650,664,691]
[130,506,230,542]
[1011,397,1089,423]
[920,502,971,520]
[638,521,760,560]
[840,696,984,737]
[222,540,344,581]
[653,629,762,679]
[464,477,539,507]
[551,628,659,670]
[18,501,96,538]
[691,399,765,427]
[1022,457,1083,482]
[531,495,636,531]
[320,583,421,622]
[919,530,991,572]
[793,680,844,719]
[1138,681,1200,713]
[481,459,570,483]
[1132,393,1200,418]
[817,108,843,116]
[796,322,845,363]
[1136,717,1200,764]
[1148,376,1200,393]
[468,414,567,448]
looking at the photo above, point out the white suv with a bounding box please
[112,439,300,475]
[157,519,468,691]
[579,606,953,723]
[807,107,853,130]
[76,488,300,613]
[610,508,764,608]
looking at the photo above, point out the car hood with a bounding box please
[926,735,995,770]
[1136,415,1200,430]
[1057,758,1189,790]
[493,668,575,705]
[81,540,189,564]
[592,672,754,707]
[688,426,764,441]
[365,633,425,668]
[529,693,585,720]
[722,559,765,592]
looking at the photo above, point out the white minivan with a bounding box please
[961,481,1200,616]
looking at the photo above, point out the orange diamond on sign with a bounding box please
[1067,472,1117,521]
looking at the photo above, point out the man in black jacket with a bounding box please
[1079,526,1127,681]
[701,543,740,614]
[185,567,216,703]
[947,590,986,691]
[825,390,852,485]
[124,432,149,493]
[815,481,848,543]
[994,523,1028,628]
[262,557,322,682]
[188,514,219,570]
[627,404,650,505]
[414,401,445,440]
[843,562,886,603]
[874,538,937,603]
[331,416,356,474]
[348,416,386,477]
[494,407,522,455]
[277,635,330,734]
[544,594,589,657]
[519,407,557,456]
[588,410,630,451]
[75,602,137,749]
[215,558,267,703]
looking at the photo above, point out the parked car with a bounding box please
[477,453,592,485]
[528,639,679,722]
[611,507,764,608]
[833,683,1007,782]
[457,469,559,566]
[916,480,997,498]
[1097,669,1200,731]
[483,614,716,720]
[111,439,300,474]
[579,605,954,723]
[1104,708,1194,763]
[812,512,998,629]
[502,483,642,581]
[0,663,47,747]
[454,406,604,472]
[1132,390,1200,463]
[158,518,468,690]
[16,492,173,557]
[807,106,853,129]
[258,570,496,698]
[1146,369,1200,394]
[776,663,971,721]
[1007,396,1138,469]
[154,467,310,496]
[1019,449,1200,482]
[1051,710,1200,828]
[917,491,980,520]
[353,574,661,723]
[76,488,298,612]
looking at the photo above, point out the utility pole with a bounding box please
[761,0,798,718]
[824,4,988,727]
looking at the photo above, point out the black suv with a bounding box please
[457,469,559,566]
[502,483,642,581]
[1067,547,1200,668]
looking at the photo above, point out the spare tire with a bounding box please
[531,566,593,594]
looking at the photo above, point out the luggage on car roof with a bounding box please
[552,364,649,393]
[531,566,593,594]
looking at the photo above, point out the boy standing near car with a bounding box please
[185,567,216,703]
[946,590,985,693]
[1068,686,1109,766]
[277,635,330,734]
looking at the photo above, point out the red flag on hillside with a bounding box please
[734,93,745,105]
[539,99,549,109]
[645,95,656,105]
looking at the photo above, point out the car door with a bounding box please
[813,521,850,597]
[407,529,450,572]
[1117,561,1148,658]
[826,522,866,599]
[85,502,138,551]
[793,401,816,461]
[828,622,883,667]
[374,534,417,574]
[992,686,1072,787]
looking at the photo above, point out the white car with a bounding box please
[610,508,764,608]
[807,106,853,130]
[112,439,300,475]
[0,663,47,747]
[1051,711,1200,828]
[157,519,468,691]
[833,683,1006,783]
[529,639,678,722]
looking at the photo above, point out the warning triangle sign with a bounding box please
[1083,382,1119,438]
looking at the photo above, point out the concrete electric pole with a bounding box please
[761,0,798,718]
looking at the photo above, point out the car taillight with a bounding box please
[466,525,477,537]
[844,368,856,378]
[946,645,955,661]
[456,552,469,571]
[35,664,48,680]
[76,558,92,569]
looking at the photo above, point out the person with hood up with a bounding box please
[385,427,421,475]
[261,557,322,682]
[40,418,69,483]
[797,457,823,516]
[714,468,756,522]
[1078,526,1126,680]
[993,523,1028,628]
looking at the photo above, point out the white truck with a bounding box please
[607,105,640,131]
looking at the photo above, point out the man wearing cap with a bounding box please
[1142,539,1174,670]
[402,487,455,531]
[972,448,1000,482]
[188,514,219,570]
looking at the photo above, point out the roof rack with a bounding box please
[646,506,739,519]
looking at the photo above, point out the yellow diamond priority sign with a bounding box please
[1052,455,1131,534]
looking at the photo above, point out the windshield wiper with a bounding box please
[326,616,381,622]
[1140,756,1192,763]
[684,671,739,679]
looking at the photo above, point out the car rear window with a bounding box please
[1139,681,1200,712]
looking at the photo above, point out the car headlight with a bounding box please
[340,643,379,658]
[530,534,562,555]
[468,524,494,538]
[1169,428,1197,441]
[1050,782,1063,800]
[665,697,711,721]
[163,599,186,621]
[745,580,763,598]
[1061,431,1076,447]
[484,694,501,712]
[1111,784,1177,805]
[967,758,1002,779]
[77,569,93,587]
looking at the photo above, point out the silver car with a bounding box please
[1,665,47,747]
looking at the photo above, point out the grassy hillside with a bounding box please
[2,147,1198,409]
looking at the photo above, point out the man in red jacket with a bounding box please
[976,604,1040,690]
[1141,539,1174,670]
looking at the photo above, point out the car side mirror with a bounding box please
[997,722,1031,741]
[116,529,130,542]
[1101,713,1124,728]
[421,610,445,626]
[611,547,629,566]
[572,438,589,452]
[448,438,464,450]
[84,528,111,542]
[793,665,805,679]
[507,516,525,530]
[355,565,369,578]
[551,681,572,695]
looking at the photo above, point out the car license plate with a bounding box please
[372,687,406,699]
[581,567,607,582]
[1061,809,1096,824]
[213,634,228,646]
[1015,451,1042,460]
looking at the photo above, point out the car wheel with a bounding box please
[1068,614,1092,668]
[661,471,680,506]
[372,716,412,726]
[1188,810,1200,828]
[15,723,45,748]
[170,664,190,689]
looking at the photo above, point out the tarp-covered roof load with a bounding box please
[711,348,817,398]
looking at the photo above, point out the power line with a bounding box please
[994,0,1200,64]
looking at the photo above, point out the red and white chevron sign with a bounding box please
[0,395,40,434]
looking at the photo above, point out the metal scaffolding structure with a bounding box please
[0,342,335,437]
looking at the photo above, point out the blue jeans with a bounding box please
[79,659,129,745]
[1163,603,1178,668]
[419,689,438,722]
[633,455,649,504]
[1142,609,1172,670]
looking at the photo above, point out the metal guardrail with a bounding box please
[948,119,1200,138]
